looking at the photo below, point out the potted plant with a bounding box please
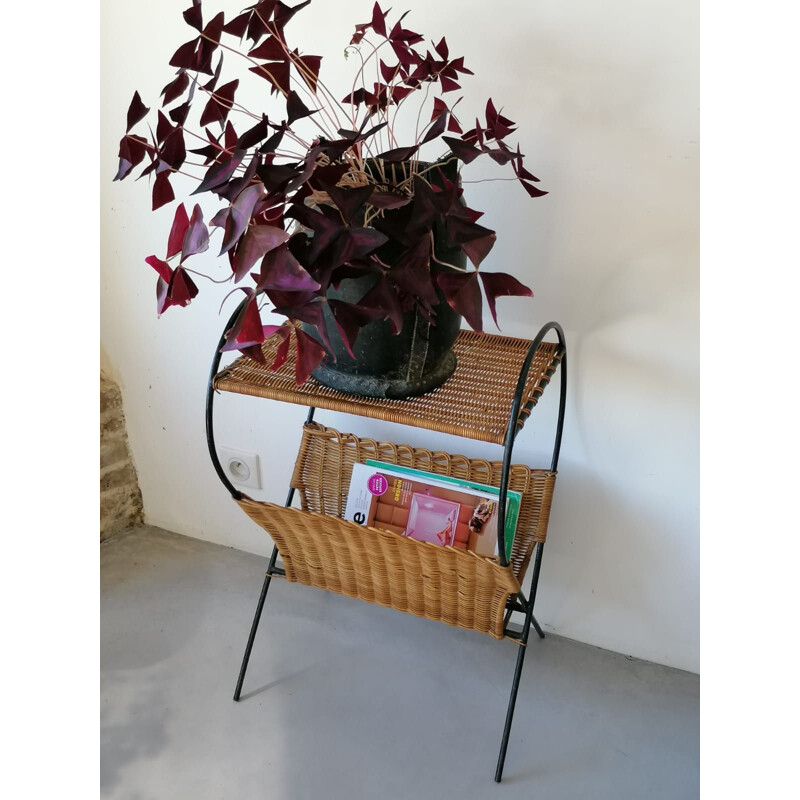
[115,0,547,398]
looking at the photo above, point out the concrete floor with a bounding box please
[101,526,699,800]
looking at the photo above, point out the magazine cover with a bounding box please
[344,462,520,559]
[366,460,521,560]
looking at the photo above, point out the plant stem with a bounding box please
[429,231,468,271]
[196,83,262,121]
[170,167,203,181]
[200,32,331,144]
[461,177,520,183]
[181,266,234,285]
[391,156,459,191]
[183,126,230,153]
[258,13,348,134]
[201,34,288,96]
[347,39,390,139]
[414,82,432,146]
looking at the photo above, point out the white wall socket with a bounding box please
[216,446,262,490]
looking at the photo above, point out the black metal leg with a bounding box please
[495,543,546,781]
[495,615,532,782]
[233,546,279,701]
[531,614,545,639]
[229,407,316,702]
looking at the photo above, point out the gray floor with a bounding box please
[101,526,699,800]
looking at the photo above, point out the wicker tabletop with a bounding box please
[213,329,564,445]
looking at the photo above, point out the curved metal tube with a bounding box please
[494,322,566,782]
[550,335,568,473]
[205,294,252,500]
[496,322,567,567]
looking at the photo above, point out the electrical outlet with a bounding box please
[217,446,262,490]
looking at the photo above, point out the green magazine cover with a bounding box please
[364,459,521,561]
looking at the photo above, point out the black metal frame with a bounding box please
[205,301,566,783]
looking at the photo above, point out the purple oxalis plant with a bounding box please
[115,0,547,385]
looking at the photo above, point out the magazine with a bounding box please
[343,460,521,560]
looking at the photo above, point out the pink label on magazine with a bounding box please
[368,473,388,496]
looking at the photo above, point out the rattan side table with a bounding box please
[206,305,567,783]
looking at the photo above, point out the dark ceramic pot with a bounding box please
[308,269,463,399]
[305,160,465,399]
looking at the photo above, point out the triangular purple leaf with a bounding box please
[156,110,174,144]
[221,292,265,351]
[114,158,133,181]
[234,225,291,280]
[236,116,272,149]
[182,204,209,258]
[202,12,225,46]
[249,60,291,96]
[479,271,533,328]
[368,191,411,210]
[167,204,191,259]
[420,113,447,145]
[436,271,482,332]
[192,150,245,195]
[375,145,419,162]
[286,203,344,261]
[266,325,292,371]
[161,71,190,106]
[126,91,149,132]
[442,135,481,164]
[152,171,174,210]
[324,183,374,224]
[520,180,549,198]
[168,101,192,127]
[145,255,172,283]
[216,153,259,202]
[254,244,320,291]
[440,75,460,93]
[460,233,496,269]
[347,227,389,257]
[223,11,250,39]
[485,145,518,165]
[328,299,381,358]
[274,0,312,31]
[200,79,239,127]
[114,134,151,180]
[224,121,238,152]
[169,38,200,71]
[249,35,287,61]
[295,53,322,93]
[358,276,405,334]
[167,266,199,307]
[388,237,438,309]
[220,183,263,255]
[294,328,327,385]
[156,276,170,315]
[286,90,317,124]
[209,208,229,228]
[446,216,495,247]
[159,128,186,171]
[203,52,225,93]
[183,3,203,32]
[272,301,334,356]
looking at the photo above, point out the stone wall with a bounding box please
[101,372,143,540]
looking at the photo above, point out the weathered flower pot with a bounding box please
[308,266,463,399]
[305,159,466,399]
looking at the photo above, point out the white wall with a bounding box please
[101,0,698,672]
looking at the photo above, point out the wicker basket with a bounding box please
[236,423,557,639]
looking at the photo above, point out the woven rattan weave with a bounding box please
[235,423,557,639]
[214,329,563,444]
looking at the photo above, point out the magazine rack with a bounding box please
[206,305,566,783]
